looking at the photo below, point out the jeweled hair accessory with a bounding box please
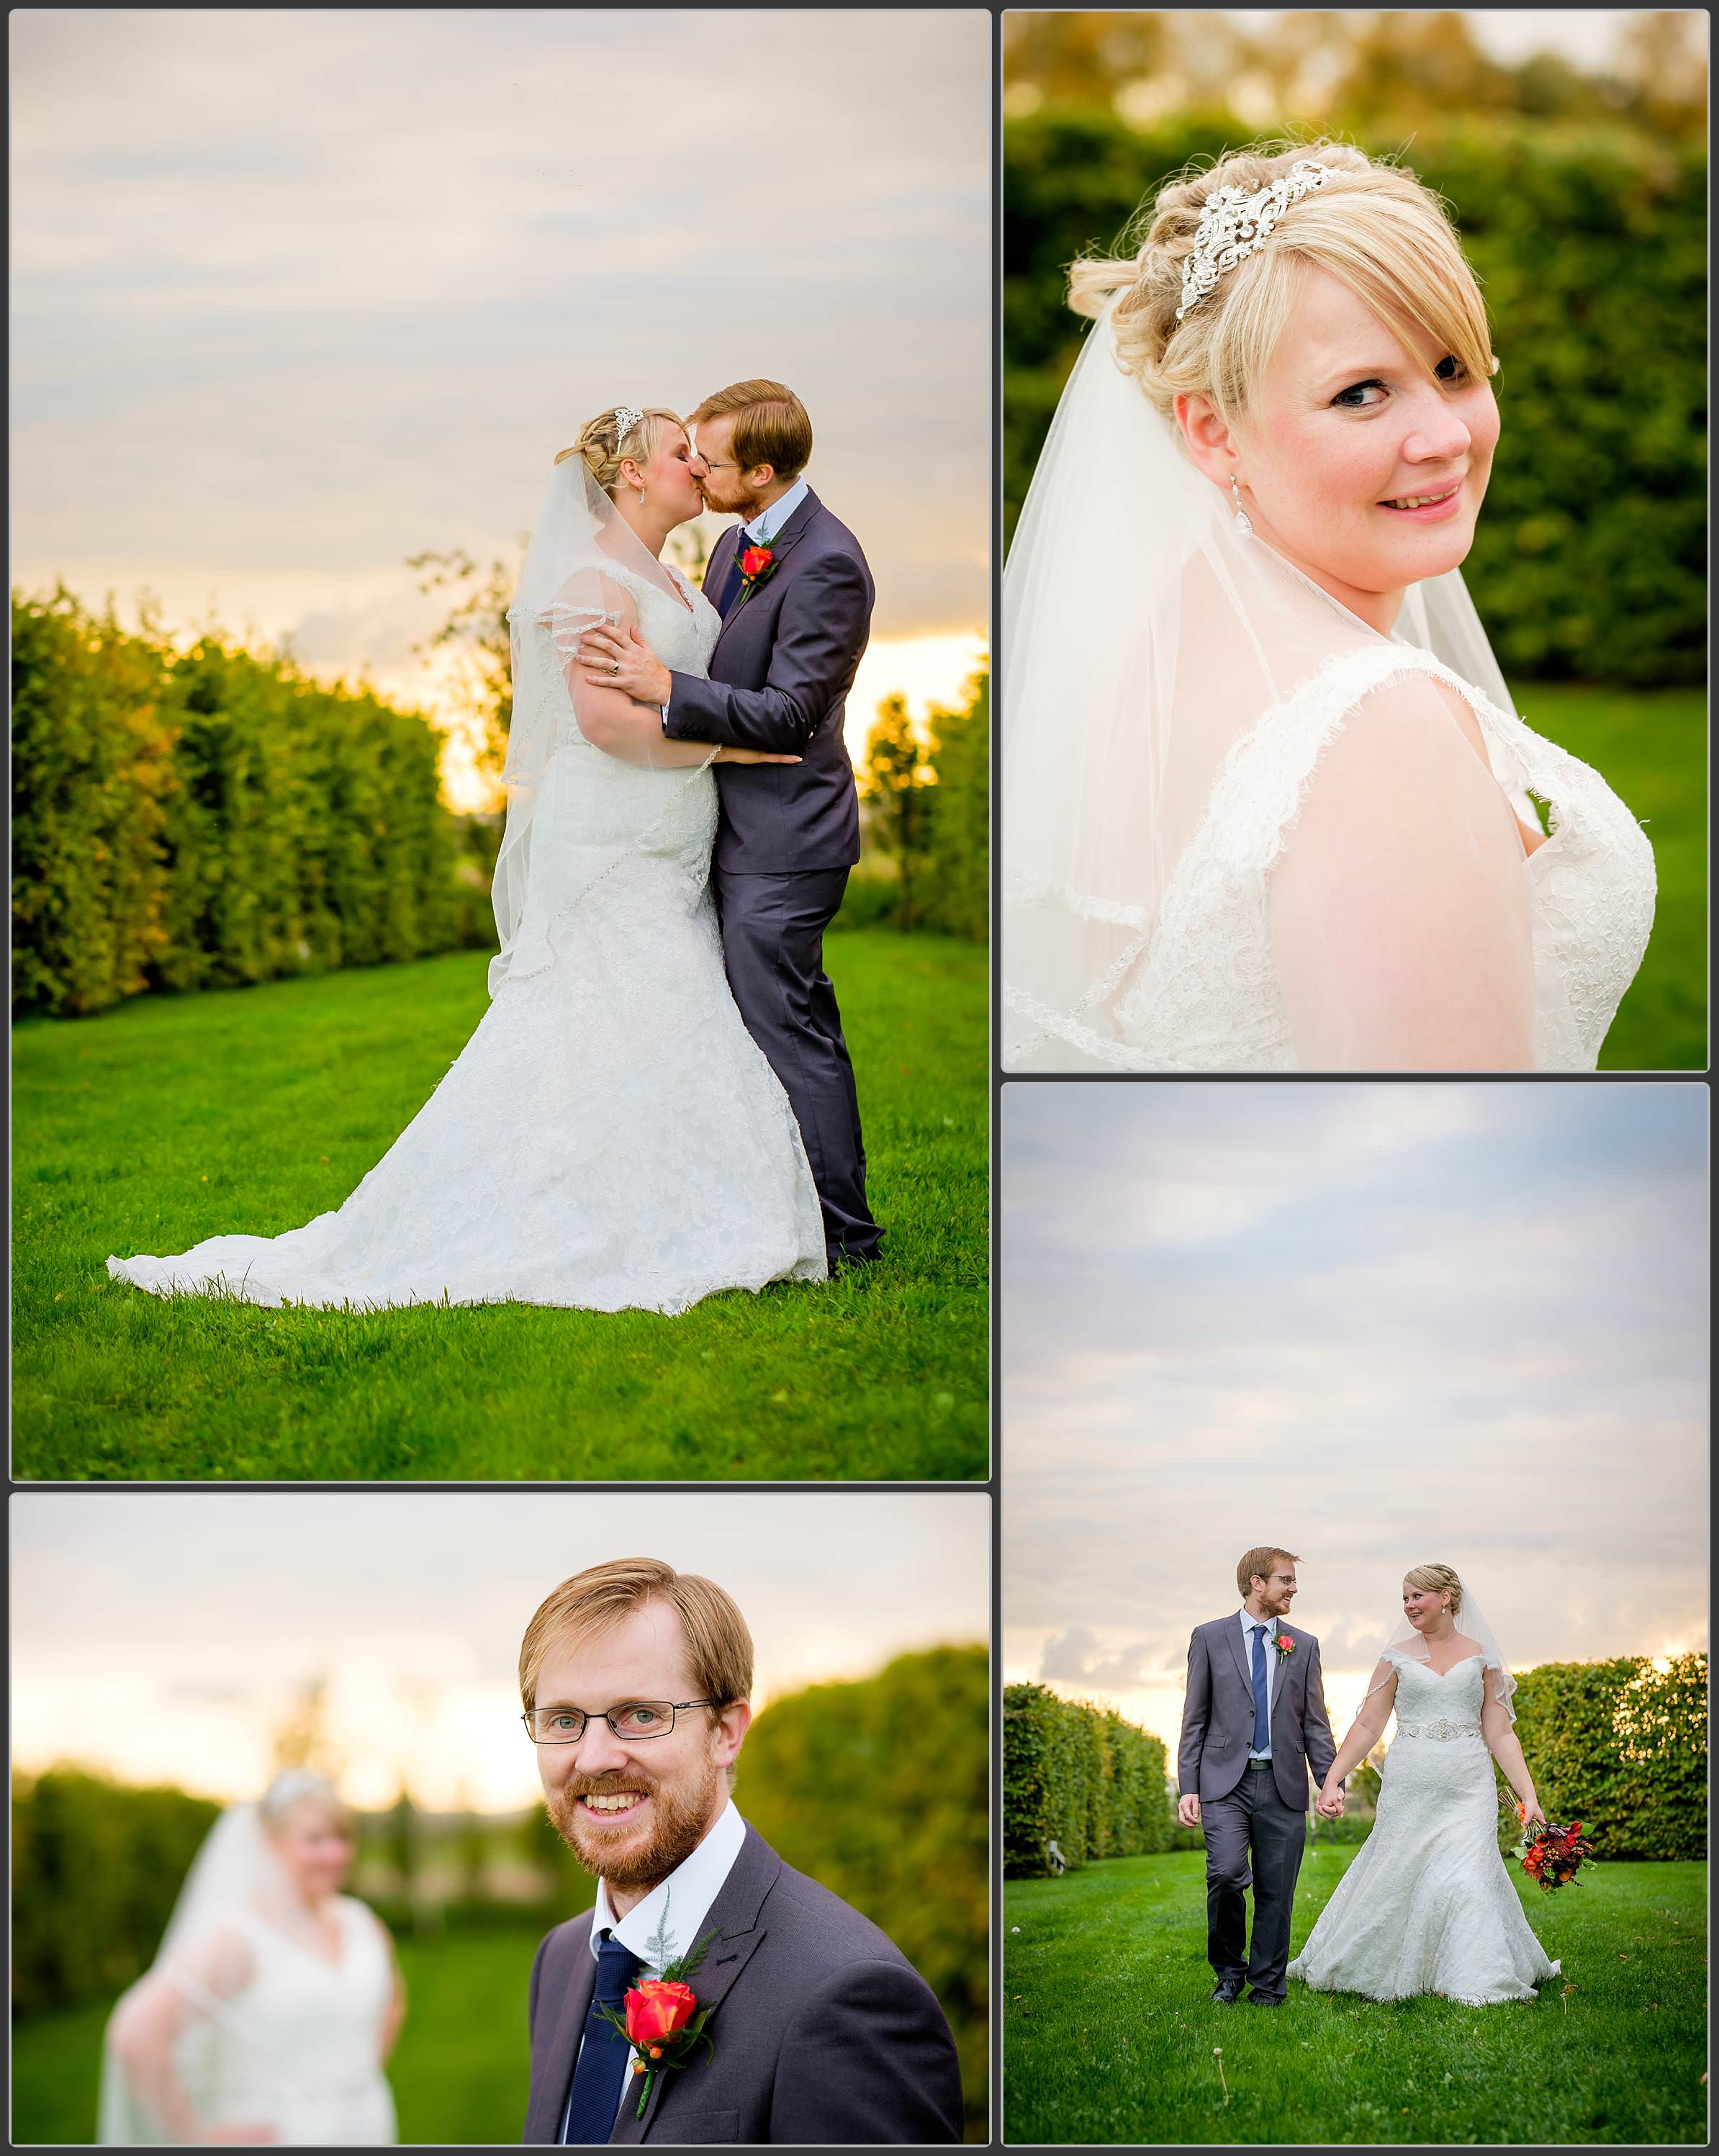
[1176,158,1332,322]
[613,405,644,438]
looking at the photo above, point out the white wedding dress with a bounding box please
[107,563,826,1314]
[1288,1651,1560,2006]
[101,1897,397,2145]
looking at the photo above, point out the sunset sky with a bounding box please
[1003,1083,1709,1753]
[10,9,989,806]
[11,1489,989,1814]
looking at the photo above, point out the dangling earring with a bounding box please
[636,487,646,505]
[1230,474,1253,537]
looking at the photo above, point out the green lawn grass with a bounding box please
[11,928,987,1480]
[1519,683,1707,1070]
[1004,1849,1707,2145]
[9,1919,539,2145]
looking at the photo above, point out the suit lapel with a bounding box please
[528,1921,597,2144]
[1223,1616,1252,1695]
[610,1825,782,2145]
[710,490,822,656]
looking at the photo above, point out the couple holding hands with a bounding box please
[1178,1548,1558,2011]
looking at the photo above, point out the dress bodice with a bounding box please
[1116,642,1655,1071]
[1386,1648,1487,1737]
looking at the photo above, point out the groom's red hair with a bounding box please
[690,379,813,482]
[518,1556,754,1718]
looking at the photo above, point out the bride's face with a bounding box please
[1232,264,1499,617]
[631,422,705,525]
[268,1800,356,1900]
[1402,1582,1450,1630]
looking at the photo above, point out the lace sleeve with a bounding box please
[545,568,649,749]
[1268,670,1538,1070]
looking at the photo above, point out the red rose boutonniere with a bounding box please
[1272,1631,1296,1661]
[734,538,781,609]
[595,1905,719,2118]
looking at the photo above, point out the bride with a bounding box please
[1289,1564,1558,2007]
[107,407,826,1313]
[1001,141,1656,1072]
[100,1769,403,2143]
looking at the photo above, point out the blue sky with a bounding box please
[11,10,989,795]
[12,1489,989,1812]
[1003,1083,1708,1742]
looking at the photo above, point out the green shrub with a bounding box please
[859,663,989,942]
[1003,1682,1173,1877]
[1005,112,1705,686]
[12,587,477,1018]
[1509,1652,1706,1859]
[739,1644,988,2137]
[11,1769,221,2017]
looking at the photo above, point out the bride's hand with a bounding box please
[715,747,803,765]
[1316,1783,1345,1818]
[1520,1796,1547,1829]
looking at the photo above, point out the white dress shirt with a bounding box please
[736,474,810,548]
[563,1798,748,2137]
[1237,1608,1280,1760]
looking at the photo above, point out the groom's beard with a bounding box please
[546,1756,723,1890]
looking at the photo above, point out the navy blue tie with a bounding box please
[716,528,753,618]
[1251,1623,1271,1754]
[561,1930,641,2144]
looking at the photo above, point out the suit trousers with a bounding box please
[713,866,883,1263]
[1201,1761,1307,1999]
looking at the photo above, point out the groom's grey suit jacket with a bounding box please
[1178,1618,1339,1813]
[523,1823,963,2146]
[662,490,872,875]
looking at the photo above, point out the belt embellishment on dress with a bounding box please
[1396,1717,1481,1740]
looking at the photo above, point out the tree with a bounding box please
[859,694,935,930]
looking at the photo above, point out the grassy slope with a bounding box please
[1520,684,1706,1070]
[1004,1849,1707,2145]
[12,929,987,1481]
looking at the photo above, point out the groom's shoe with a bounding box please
[1245,1990,1286,2007]
[1210,1976,1245,2004]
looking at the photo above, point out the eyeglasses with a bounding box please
[520,1700,714,1746]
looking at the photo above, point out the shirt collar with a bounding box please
[1239,1608,1276,1636]
[588,1798,746,1967]
[742,475,810,545]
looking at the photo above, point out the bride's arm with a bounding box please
[1481,1687,1545,1826]
[1316,1659,1398,1810]
[549,582,795,770]
[1268,675,1538,1071]
[108,1931,274,2144]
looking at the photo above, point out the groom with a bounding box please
[1176,1546,1338,2007]
[520,1557,963,2144]
[579,381,882,1273]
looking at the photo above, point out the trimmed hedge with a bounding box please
[1006,112,1706,686]
[12,587,477,1019]
[1003,1682,1173,1877]
[739,1644,988,2137]
[11,1769,221,2018]
[1510,1651,1706,1860]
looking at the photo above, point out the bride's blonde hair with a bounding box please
[1404,1561,1463,1615]
[555,405,683,497]
[1068,139,1497,428]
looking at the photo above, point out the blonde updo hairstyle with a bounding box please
[1068,140,1497,433]
[554,405,684,498]
[1404,1561,1463,1617]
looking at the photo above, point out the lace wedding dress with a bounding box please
[107,563,826,1314]
[1288,1652,1559,2006]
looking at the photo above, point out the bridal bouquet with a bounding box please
[1513,1805,1596,1893]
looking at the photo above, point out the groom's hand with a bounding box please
[579,620,672,708]
[1177,1792,1201,1828]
